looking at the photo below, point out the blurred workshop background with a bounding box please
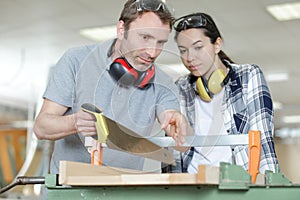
[1,0,300,198]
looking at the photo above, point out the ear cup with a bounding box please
[196,68,226,102]
[109,57,138,86]
[196,76,212,102]
[109,57,155,88]
[208,68,226,94]
[136,65,155,88]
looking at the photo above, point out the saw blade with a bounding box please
[149,134,249,147]
[104,116,174,165]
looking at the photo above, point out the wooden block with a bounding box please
[60,160,143,175]
[59,161,199,186]
[119,173,197,185]
[169,173,199,184]
[197,165,219,185]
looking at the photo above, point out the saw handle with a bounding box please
[248,130,261,184]
[81,103,109,143]
[81,103,107,166]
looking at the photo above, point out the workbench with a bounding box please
[44,161,300,200]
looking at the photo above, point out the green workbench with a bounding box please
[45,183,300,200]
[45,163,300,200]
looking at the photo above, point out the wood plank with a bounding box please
[59,161,200,186]
[59,160,144,176]
[59,160,148,185]
[61,173,199,186]
[197,165,219,184]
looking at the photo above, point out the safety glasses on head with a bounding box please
[135,0,168,12]
[173,13,212,32]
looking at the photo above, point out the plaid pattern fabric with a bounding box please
[172,61,279,173]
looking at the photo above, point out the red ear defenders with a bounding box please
[195,63,232,102]
[109,57,155,88]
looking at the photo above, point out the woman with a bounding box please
[173,12,279,173]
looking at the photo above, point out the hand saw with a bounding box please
[81,103,175,165]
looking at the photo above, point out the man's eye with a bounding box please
[195,46,203,50]
[158,41,166,46]
[142,35,149,40]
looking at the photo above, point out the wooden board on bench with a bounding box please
[58,161,219,186]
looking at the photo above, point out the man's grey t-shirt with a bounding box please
[43,39,180,174]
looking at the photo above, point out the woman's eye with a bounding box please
[195,46,203,50]
[179,49,187,54]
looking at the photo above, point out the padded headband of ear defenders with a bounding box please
[109,57,155,88]
[221,59,233,86]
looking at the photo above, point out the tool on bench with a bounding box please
[82,103,261,183]
[81,103,174,165]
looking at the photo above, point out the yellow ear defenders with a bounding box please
[196,65,232,102]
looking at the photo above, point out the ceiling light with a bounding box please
[265,72,289,82]
[276,128,300,138]
[282,115,300,124]
[266,2,300,21]
[79,25,116,41]
[273,101,283,110]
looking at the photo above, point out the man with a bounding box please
[33,0,187,174]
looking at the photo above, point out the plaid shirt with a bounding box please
[171,61,279,173]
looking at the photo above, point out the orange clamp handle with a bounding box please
[248,130,261,184]
[91,141,103,166]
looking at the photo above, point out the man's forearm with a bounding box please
[34,113,77,140]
